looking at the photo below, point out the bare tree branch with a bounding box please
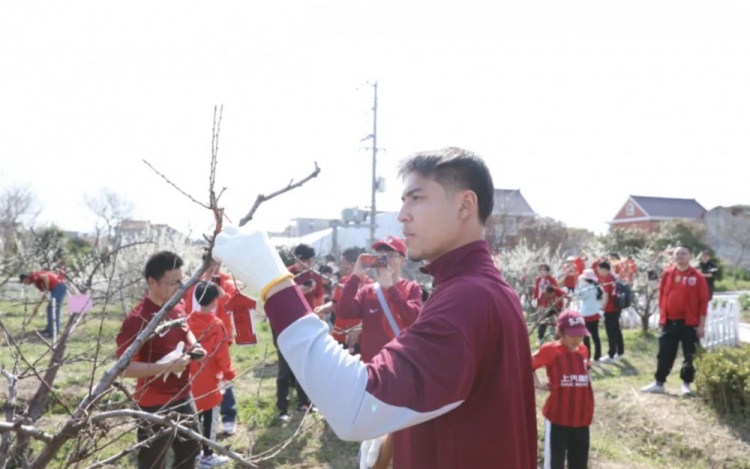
[0,422,53,444]
[239,162,321,226]
[142,160,210,210]
[90,410,256,468]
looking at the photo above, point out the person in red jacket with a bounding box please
[573,254,586,277]
[314,247,365,353]
[184,255,239,435]
[115,251,204,469]
[534,264,558,303]
[20,270,67,337]
[641,245,709,396]
[533,310,594,469]
[337,235,423,363]
[560,257,578,293]
[189,281,236,468]
[212,147,538,469]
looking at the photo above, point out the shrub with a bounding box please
[739,293,750,311]
[694,346,750,417]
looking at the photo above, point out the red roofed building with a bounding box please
[609,196,706,234]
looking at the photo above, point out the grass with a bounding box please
[715,278,750,292]
[2,298,750,468]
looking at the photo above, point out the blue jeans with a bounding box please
[220,384,236,423]
[46,283,67,333]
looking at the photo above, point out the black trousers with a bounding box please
[583,320,601,361]
[604,310,624,358]
[655,320,699,384]
[137,399,200,469]
[545,421,589,469]
[198,407,218,457]
[273,333,310,413]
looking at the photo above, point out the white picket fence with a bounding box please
[620,300,740,351]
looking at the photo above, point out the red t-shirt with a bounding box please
[331,274,362,344]
[28,271,62,292]
[532,342,594,428]
[116,297,191,407]
[537,288,568,310]
[290,265,325,309]
[598,273,618,313]
[188,312,236,412]
[561,264,577,290]
[533,275,558,300]
[573,258,585,276]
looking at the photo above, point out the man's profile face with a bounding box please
[398,173,463,263]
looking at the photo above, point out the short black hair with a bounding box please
[539,264,551,273]
[194,281,220,307]
[609,252,621,261]
[144,251,184,281]
[19,273,29,282]
[398,147,495,224]
[294,244,316,260]
[319,264,334,275]
[544,285,556,294]
[598,260,611,271]
[342,247,363,264]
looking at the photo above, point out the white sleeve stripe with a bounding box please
[277,315,464,441]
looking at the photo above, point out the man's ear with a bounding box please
[457,190,479,221]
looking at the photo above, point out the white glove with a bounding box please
[156,341,185,381]
[212,224,290,297]
[359,435,386,469]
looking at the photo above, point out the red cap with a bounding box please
[556,310,590,337]
[372,235,406,256]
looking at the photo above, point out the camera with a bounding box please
[303,279,314,287]
[361,254,388,269]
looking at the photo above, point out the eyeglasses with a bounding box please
[159,278,183,287]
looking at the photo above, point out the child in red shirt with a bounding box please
[189,281,237,468]
[533,310,594,469]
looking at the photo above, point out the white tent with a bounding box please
[270,212,402,255]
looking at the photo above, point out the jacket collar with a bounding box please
[421,240,493,285]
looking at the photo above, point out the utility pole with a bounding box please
[368,82,378,247]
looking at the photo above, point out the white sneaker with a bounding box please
[680,382,692,396]
[199,454,229,468]
[640,381,666,394]
[222,421,236,435]
[598,356,614,363]
[615,354,625,361]
[278,412,290,422]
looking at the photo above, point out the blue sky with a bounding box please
[1,0,748,237]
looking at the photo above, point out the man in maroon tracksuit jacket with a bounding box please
[641,245,709,396]
[213,147,538,468]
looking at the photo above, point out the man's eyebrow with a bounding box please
[401,188,424,200]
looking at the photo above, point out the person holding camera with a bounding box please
[336,235,423,363]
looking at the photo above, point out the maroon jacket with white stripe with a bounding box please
[265,241,537,468]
